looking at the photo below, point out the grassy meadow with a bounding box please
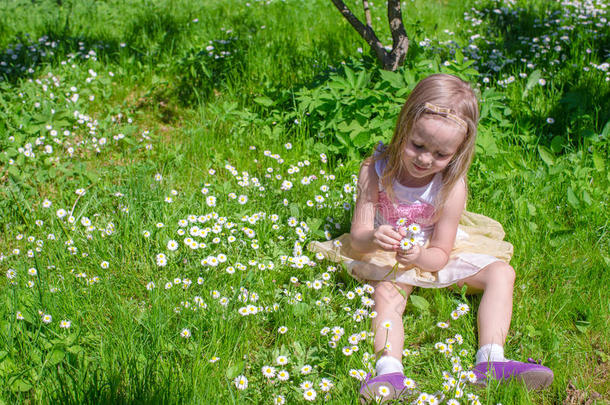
[0,0,608,403]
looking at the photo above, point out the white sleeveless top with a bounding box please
[373,147,441,242]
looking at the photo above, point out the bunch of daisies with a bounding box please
[396,219,425,251]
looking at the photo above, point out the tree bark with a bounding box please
[330,0,409,71]
[386,0,409,70]
[362,0,372,28]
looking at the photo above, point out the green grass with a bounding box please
[0,0,609,403]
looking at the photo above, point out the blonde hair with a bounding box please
[376,73,479,218]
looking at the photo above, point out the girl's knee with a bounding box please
[374,282,404,300]
[373,281,409,311]
[489,262,516,285]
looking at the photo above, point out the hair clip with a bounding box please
[423,102,468,130]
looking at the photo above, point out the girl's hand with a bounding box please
[396,245,422,266]
[373,225,402,251]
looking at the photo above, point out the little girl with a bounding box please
[309,74,553,402]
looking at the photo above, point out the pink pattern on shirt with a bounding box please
[377,191,435,227]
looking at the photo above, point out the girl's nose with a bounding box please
[418,153,432,165]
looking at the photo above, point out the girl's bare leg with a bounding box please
[372,281,414,360]
[458,261,516,347]
[459,261,554,389]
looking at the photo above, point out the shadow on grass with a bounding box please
[468,2,610,146]
[0,1,197,84]
[39,360,193,405]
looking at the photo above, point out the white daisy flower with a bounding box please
[233,375,248,390]
[303,389,316,401]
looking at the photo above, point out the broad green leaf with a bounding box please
[355,70,369,89]
[292,341,305,359]
[53,119,71,128]
[575,320,590,333]
[312,142,328,155]
[526,325,541,337]
[455,49,464,64]
[403,70,416,86]
[527,202,537,216]
[379,70,405,89]
[592,152,605,172]
[46,348,65,366]
[566,186,579,208]
[36,170,47,183]
[328,80,347,91]
[306,217,323,233]
[476,130,498,156]
[341,120,364,137]
[480,103,490,120]
[253,97,274,107]
[409,294,430,312]
[523,69,541,97]
[490,107,502,121]
[351,131,369,148]
[225,360,244,379]
[335,132,349,147]
[0,356,15,377]
[601,120,610,138]
[8,166,21,181]
[547,221,572,235]
[289,203,300,218]
[293,303,310,316]
[595,349,610,363]
[538,145,555,166]
[515,196,527,217]
[10,378,32,392]
[67,345,84,355]
[550,135,566,153]
[344,67,355,88]
[84,170,98,183]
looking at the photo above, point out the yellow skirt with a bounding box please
[307,211,514,288]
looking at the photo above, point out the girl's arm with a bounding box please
[350,158,402,252]
[396,179,466,271]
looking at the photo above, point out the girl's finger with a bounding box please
[390,230,403,240]
[380,228,402,241]
[389,235,402,245]
[379,235,400,246]
[386,237,401,247]
[376,240,395,251]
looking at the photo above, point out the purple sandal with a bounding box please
[359,372,411,404]
[472,358,554,390]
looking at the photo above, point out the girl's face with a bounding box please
[399,115,465,187]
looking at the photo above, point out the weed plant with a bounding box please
[0,0,608,404]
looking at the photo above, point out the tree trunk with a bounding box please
[330,0,409,71]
